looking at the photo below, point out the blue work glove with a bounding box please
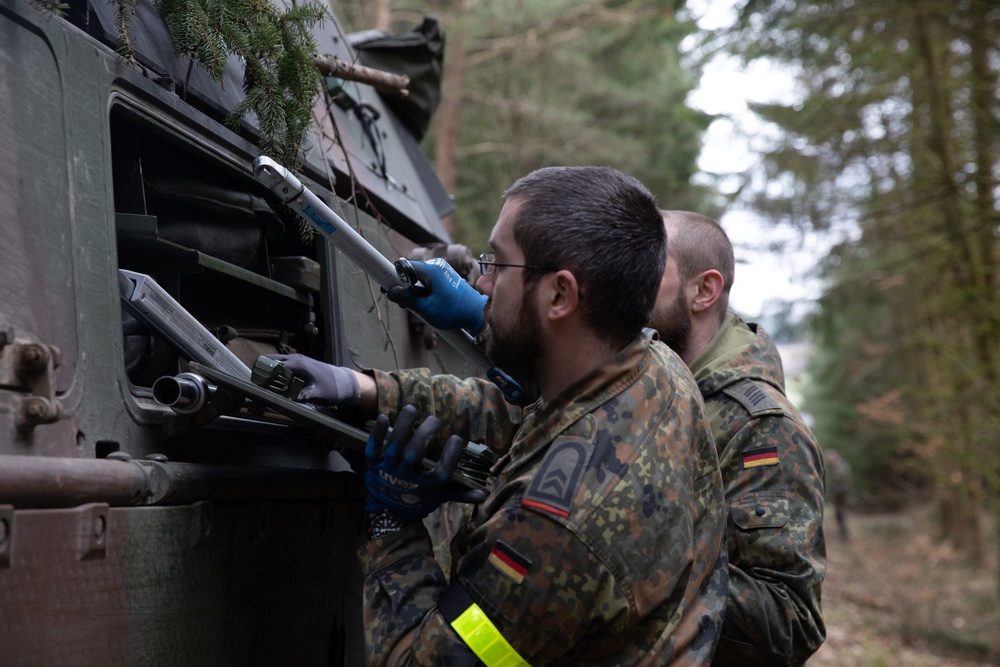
[387,259,487,335]
[263,353,360,406]
[365,405,487,520]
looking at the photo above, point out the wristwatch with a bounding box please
[366,508,416,541]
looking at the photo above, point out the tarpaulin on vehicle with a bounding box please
[352,16,445,142]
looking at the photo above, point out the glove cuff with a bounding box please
[460,291,488,336]
[339,368,362,405]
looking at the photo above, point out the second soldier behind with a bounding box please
[649,210,827,666]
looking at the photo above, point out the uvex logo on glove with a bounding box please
[378,472,421,492]
[364,405,487,524]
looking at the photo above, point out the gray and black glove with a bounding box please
[264,353,361,406]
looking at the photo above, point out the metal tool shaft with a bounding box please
[253,156,489,372]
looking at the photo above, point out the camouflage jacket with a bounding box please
[688,313,826,666]
[358,335,729,666]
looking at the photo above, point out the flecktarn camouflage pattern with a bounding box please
[359,335,729,666]
[687,313,826,666]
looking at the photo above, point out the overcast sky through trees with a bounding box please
[685,0,838,323]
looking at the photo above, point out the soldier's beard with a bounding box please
[481,291,543,389]
[650,289,692,359]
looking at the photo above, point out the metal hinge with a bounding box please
[0,323,63,432]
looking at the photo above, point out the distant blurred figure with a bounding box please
[825,449,852,542]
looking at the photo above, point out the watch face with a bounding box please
[367,510,405,540]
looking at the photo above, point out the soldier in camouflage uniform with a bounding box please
[276,168,729,666]
[648,211,827,666]
[824,449,851,542]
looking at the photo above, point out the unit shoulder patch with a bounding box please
[722,378,784,417]
[521,438,589,519]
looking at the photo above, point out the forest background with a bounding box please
[331,0,999,659]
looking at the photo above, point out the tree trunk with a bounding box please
[913,0,990,564]
[965,4,1000,585]
[366,0,391,32]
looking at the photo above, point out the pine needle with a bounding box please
[114,0,326,168]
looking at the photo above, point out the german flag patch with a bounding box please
[488,540,531,584]
[743,446,779,469]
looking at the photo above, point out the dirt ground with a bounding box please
[808,503,999,666]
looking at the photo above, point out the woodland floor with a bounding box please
[807,503,999,666]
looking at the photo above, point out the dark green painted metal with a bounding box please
[0,0,469,663]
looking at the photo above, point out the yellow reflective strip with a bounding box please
[450,603,532,667]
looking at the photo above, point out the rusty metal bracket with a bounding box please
[407,243,480,281]
[0,327,64,432]
[76,503,109,561]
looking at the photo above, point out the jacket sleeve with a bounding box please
[357,505,630,666]
[713,410,827,667]
[372,368,524,456]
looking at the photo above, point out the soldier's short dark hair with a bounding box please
[662,210,735,322]
[504,166,665,348]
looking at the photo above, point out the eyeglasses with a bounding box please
[478,252,554,276]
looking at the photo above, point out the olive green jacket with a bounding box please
[690,313,827,666]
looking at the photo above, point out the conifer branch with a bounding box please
[111,1,419,171]
[28,0,69,17]
[114,0,140,66]
[116,0,326,168]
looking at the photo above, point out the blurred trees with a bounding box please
[712,0,999,568]
[332,0,715,250]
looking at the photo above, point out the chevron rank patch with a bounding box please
[521,439,587,518]
[488,540,531,584]
[743,446,779,469]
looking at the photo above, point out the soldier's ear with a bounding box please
[544,269,581,321]
[690,269,725,315]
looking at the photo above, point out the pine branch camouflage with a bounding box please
[119,0,325,167]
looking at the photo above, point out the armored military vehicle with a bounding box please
[0,1,480,663]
